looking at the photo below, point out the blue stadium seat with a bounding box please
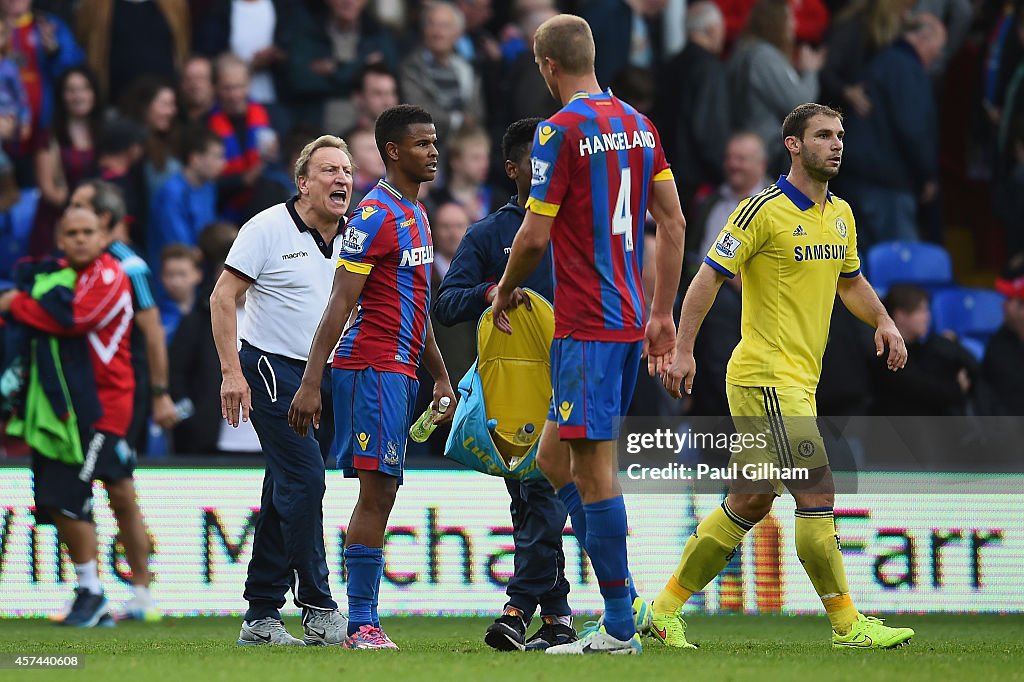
[931,287,1005,345]
[865,241,954,296]
[958,336,987,362]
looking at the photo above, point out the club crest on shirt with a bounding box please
[342,226,369,253]
[715,232,738,259]
[835,217,848,238]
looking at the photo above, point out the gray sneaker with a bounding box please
[237,618,305,646]
[302,608,349,646]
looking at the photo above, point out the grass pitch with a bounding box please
[1,615,1022,682]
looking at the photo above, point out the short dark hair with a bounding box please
[198,221,239,266]
[782,103,843,141]
[374,104,433,162]
[883,284,930,316]
[502,117,542,163]
[79,179,126,228]
[355,62,397,94]
[181,125,223,161]
[98,118,146,156]
[160,243,201,268]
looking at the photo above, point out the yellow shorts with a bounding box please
[725,384,829,495]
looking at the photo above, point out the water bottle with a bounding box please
[512,422,536,445]
[486,419,498,431]
[409,396,452,443]
[174,397,195,421]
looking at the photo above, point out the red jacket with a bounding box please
[716,0,830,45]
[11,253,135,436]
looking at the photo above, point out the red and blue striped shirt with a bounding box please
[334,179,433,379]
[526,92,673,342]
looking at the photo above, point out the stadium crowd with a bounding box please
[0,0,1022,460]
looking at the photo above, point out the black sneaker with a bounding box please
[484,607,527,651]
[60,589,109,628]
[525,617,578,651]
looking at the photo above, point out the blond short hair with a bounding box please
[293,135,352,186]
[533,14,595,76]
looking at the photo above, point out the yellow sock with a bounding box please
[822,594,859,635]
[653,501,754,615]
[652,579,692,615]
[794,508,858,633]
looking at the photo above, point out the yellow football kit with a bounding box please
[704,176,860,492]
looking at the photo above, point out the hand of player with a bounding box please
[643,311,677,378]
[152,393,181,429]
[431,380,457,425]
[220,371,251,427]
[287,380,322,435]
[874,318,908,371]
[661,349,696,400]
[491,286,514,335]
[486,285,532,311]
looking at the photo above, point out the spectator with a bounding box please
[817,301,876,416]
[839,13,946,248]
[120,75,183,201]
[75,0,190,104]
[727,0,823,175]
[995,116,1024,256]
[96,117,147,250]
[431,201,471,284]
[820,0,911,115]
[454,0,503,119]
[689,131,770,270]
[400,1,484,146]
[2,0,83,181]
[0,14,29,210]
[29,66,102,257]
[193,0,288,133]
[346,125,384,207]
[178,54,215,125]
[653,1,729,211]
[208,53,277,223]
[498,7,559,131]
[985,256,1024,415]
[284,0,399,130]
[579,0,668,87]
[158,242,202,342]
[715,0,830,47]
[429,124,499,221]
[915,0,971,78]
[149,126,224,268]
[872,284,978,416]
[350,63,399,134]
[168,221,260,455]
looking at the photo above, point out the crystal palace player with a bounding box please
[289,104,456,650]
[491,15,686,655]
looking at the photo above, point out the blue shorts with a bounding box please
[333,367,419,484]
[547,338,642,440]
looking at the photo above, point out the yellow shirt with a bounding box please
[703,176,861,389]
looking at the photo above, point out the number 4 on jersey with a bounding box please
[612,167,634,252]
